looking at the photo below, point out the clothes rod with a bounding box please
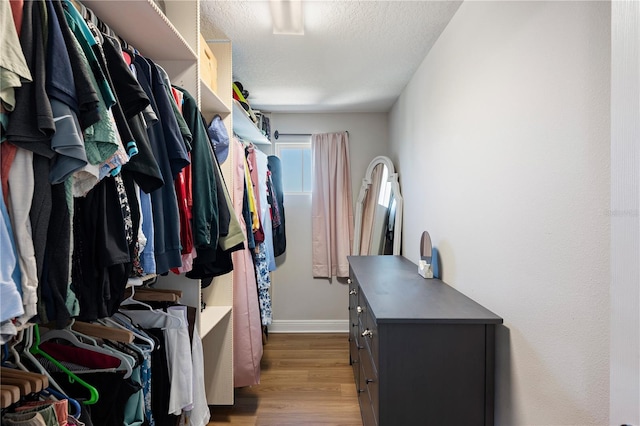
[273,130,349,140]
[273,131,311,140]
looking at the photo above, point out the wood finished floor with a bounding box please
[208,333,363,426]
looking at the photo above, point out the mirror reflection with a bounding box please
[353,156,403,255]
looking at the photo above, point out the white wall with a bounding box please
[390,2,610,425]
[610,0,640,423]
[266,113,388,331]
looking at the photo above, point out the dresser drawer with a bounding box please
[358,362,377,426]
[348,281,358,332]
[348,277,361,376]
[349,334,360,387]
[361,348,379,424]
[349,305,360,364]
[358,315,367,349]
[348,280,358,315]
[361,301,379,368]
[355,290,369,351]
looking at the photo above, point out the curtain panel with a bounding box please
[311,132,353,278]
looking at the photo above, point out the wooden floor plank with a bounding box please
[208,333,362,426]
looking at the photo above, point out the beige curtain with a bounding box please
[359,164,384,255]
[311,132,353,278]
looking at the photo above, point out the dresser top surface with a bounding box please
[348,256,503,324]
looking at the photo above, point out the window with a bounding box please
[377,163,392,207]
[275,142,312,193]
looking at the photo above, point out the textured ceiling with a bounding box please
[201,1,462,113]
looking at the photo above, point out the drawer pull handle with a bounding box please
[356,306,363,314]
[366,378,374,384]
[349,289,357,295]
[347,278,352,284]
[352,323,357,328]
[362,329,373,338]
[358,388,365,393]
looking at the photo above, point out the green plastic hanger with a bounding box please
[29,325,100,405]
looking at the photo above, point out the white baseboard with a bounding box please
[268,319,349,333]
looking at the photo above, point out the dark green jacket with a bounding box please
[174,87,219,251]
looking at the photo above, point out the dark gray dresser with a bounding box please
[348,256,503,426]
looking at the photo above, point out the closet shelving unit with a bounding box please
[232,100,270,145]
[81,0,235,405]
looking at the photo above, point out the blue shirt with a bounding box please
[0,184,24,322]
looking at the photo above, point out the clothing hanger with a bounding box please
[2,344,10,367]
[8,329,84,415]
[20,326,67,396]
[102,337,143,370]
[50,319,100,347]
[125,286,181,303]
[119,285,155,310]
[119,286,181,329]
[119,308,181,331]
[30,325,100,405]
[39,328,133,379]
[71,320,134,344]
[1,373,32,395]
[108,314,158,350]
[1,384,19,408]
[50,320,135,372]
[67,321,140,371]
[40,387,82,419]
[0,367,48,393]
[99,316,155,351]
[5,330,27,371]
[101,345,137,371]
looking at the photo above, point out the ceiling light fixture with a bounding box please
[270,0,304,35]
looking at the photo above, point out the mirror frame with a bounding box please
[353,156,403,256]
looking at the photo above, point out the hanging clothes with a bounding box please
[246,146,273,326]
[174,86,244,281]
[0,2,255,424]
[0,0,32,112]
[6,0,55,158]
[0,184,24,332]
[41,182,73,328]
[250,147,276,271]
[120,303,209,426]
[72,176,132,321]
[267,155,286,257]
[230,139,263,387]
[7,148,37,324]
[45,0,87,185]
[253,244,272,326]
[138,58,186,273]
[163,85,195,274]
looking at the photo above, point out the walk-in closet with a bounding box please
[2,1,638,425]
[2,0,281,423]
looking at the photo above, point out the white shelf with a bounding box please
[200,80,230,116]
[81,0,197,61]
[200,305,232,338]
[233,100,270,144]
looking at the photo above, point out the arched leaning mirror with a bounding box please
[353,156,403,255]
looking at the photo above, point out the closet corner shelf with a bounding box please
[201,80,230,116]
[81,0,197,61]
[200,305,232,338]
[232,101,270,145]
